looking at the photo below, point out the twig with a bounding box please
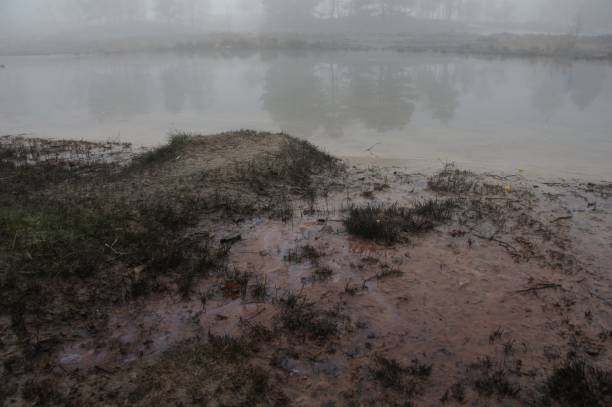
[515,283,562,294]
[94,365,114,375]
[472,233,519,255]
[551,215,572,223]
[589,291,612,306]
[104,243,125,256]
[482,173,516,181]
[241,307,267,321]
[365,142,381,153]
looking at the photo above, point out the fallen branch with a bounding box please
[94,365,114,375]
[589,291,612,307]
[472,233,519,255]
[515,283,562,294]
[365,142,381,153]
[551,215,573,223]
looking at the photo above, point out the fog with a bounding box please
[1,0,611,38]
[1,0,611,177]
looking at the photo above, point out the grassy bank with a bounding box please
[0,131,341,351]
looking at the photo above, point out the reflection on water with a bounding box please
[0,52,611,178]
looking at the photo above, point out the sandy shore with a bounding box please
[1,131,611,406]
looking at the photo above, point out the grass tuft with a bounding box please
[429,163,476,194]
[206,331,251,362]
[473,369,520,399]
[313,267,334,282]
[344,199,457,244]
[284,244,321,264]
[543,359,612,407]
[429,163,506,196]
[252,275,269,302]
[371,355,432,397]
[278,292,337,340]
[468,356,521,400]
[238,134,344,201]
[222,268,251,300]
[129,132,192,171]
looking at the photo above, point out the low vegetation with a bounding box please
[129,132,192,171]
[542,359,612,407]
[206,331,252,362]
[123,323,287,406]
[238,134,344,201]
[284,244,321,263]
[312,266,334,281]
[429,163,505,195]
[467,356,521,400]
[278,292,337,340]
[371,355,432,398]
[344,199,458,243]
[429,163,477,194]
[1,193,228,341]
[1,132,344,366]
[0,135,230,353]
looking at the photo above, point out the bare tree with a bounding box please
[261,0,318,27]
[155,0,185,24]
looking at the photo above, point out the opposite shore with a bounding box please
[1,31,612,60]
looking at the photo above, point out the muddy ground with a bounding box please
[1,131,611,406]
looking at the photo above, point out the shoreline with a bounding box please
[3,133,610,184]
[1,32,612,61]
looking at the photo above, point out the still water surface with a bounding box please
[1,51,611,179]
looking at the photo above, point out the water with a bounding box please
[1,51,611,179]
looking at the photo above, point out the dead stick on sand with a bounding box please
[589,291,612,306]
[551,215,573,223]
[365,142,381,153]
[515,283,562,294]
[472,233,519,255]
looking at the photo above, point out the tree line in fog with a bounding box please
[265,0,612,31]
[1,0,611,33]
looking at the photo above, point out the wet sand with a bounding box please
[2,132,611,406]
